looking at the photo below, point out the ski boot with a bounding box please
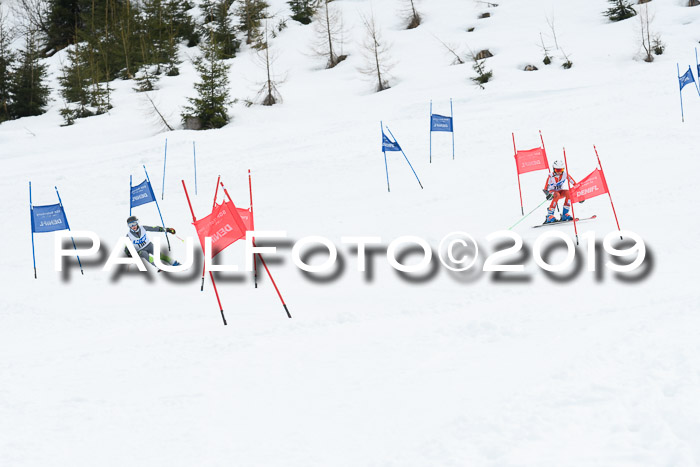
[544,207,557,224]
[561,205,573,222]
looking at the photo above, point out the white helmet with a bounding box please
[552,160,565,170]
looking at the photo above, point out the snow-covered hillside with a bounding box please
[2,0,700,465]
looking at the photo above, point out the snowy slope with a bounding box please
[2,0,700,466]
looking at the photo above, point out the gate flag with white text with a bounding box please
[192,201,249,258]
[429,99,455,162]
[130,165,170,250]
[29,183,83,278]
[130,179,156,209]
[569,168,609,203]
[31,203,68,233]
[512,131,549,215]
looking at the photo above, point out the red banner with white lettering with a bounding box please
[515,147,548,175]
[569,168,609,203]
[193,201,251,257]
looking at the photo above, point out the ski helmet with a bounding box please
[552,160,565,172]
[127,216,139,230]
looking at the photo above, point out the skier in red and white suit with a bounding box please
[542,160,577,224]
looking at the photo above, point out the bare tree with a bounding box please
[142,91,175,131]
[312,0,345,68]
[359,11,393,92]
[538,32,552,65]
[403,0,421,29]
[254,23,282,105]
[432,33,464,65]
[545,12,559,50]
[561,47,573,69]
[638,5,653,62]
[11,0,50,38]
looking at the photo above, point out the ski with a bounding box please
[533,215,597,228]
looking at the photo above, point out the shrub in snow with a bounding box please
[605,0,637,22]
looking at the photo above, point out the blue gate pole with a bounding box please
[144,165,171,251]
[450,98,455,160]
[386,125,423,190]
[381,122,390,192]
[55,186,84,275]
[161,138,167,200]
[129,175,133,216]
[678,64,686,123]
[696,48,700,96]
[429,100,433,163]
[29,181,37,278]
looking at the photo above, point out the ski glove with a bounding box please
[166,228,176,234]
[543,189,553,200]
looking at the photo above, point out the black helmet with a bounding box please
[127,216,139,230]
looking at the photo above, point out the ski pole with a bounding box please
[508,198,549,230]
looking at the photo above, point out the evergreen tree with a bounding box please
[58,42,111,124]
[166,0,199,47]
[181,36,231,129]
[9,31,50,118]
[0,7,15,122]
[235,0,270,45]
[200,0,239,59]
[288,0,315,25]
[45,0,82,54]
[605,0,636,22]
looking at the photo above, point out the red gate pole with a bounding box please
[563,148,579,245]
[182,180,227,325]
[513,133,524,215]
[221,181,291,319]
[248,170,258,288]
[200,175,222,292]
[593,145,622,239]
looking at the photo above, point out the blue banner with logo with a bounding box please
[31,203,68,233]
[382,133,401,152]
[679,67,696,91]
[130,179,156,208]
[430,114,453,132]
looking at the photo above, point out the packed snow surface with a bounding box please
[2,0,700,465]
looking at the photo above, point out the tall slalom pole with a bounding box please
[696,48,700,96]
[144,165,171,251]
[248,170,258,289]
[200,175,221,292]
[678,63,686,123]
[29,181,37,279]
[381,121,390,192]
[161,138,167,200]
[386,125,423,189]
[193,141,197,196]
[129,175,133,216]
[513,133,524,216]
[429,100,433,163]
[55,186,84,275]
[182,179,227,326]
[221,182,291,319]
[450,98,455,160]
[594,145,623,239]
[563,148,579,245]
[539,130,547,164]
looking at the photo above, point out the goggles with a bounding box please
[128,221,139,229]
